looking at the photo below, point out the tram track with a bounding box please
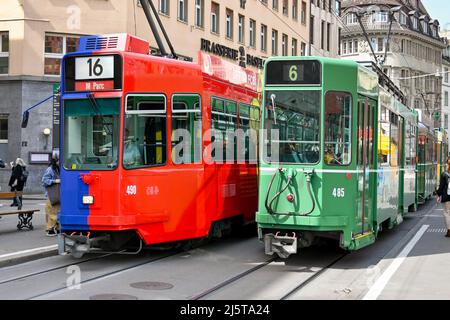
[190,257,279,300]
[26,251,180,300]
[0,252,115,285]
[280,253,348,300]
[191,251,348,300]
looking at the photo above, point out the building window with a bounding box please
[445,91,449,107]
[44,34,79,76]
[211,2,219,34]
[292,38,298,56]
[399,11,407,25]
[159,0,169,15]
[372,11,389,23]
[336,1,341,16]
[292,0,298,21]
[195,0,204,27]
[300,1,306,24]
[261,24,267,52]
[0,117,7,143]
[346,13,358,25]
[282,0,288,16]
[178,0,188,22]
[341,39,358,55]
[240,0,246,9]
[326,23,330,51]
[370,37,386,53]
[272,29,278,55]
[445,114,449,130]
[238,15,245,44]
[310,16,315,45]
[421,21,428,34]
[301,42,306,56]
[0,32,9,74]
[411,16,418,30]
[273,0,279,10]
[338,27,342,55]
[321,20,325,50]
[249,19,256,48]
[445,67,449,84]
[282,34,288,56]
[226,9,233,39]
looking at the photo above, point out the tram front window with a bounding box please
[63,98,120,170]
[264,90,321,164]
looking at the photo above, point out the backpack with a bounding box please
[445,172,450,196]
[20,167,29,184]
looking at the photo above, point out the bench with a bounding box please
[0,192,39,231]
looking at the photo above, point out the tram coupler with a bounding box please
[58,233,110,258]
[264,232,297,259]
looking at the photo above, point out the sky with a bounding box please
[421,0,450,31]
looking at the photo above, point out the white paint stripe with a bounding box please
[362,224,429,300]
[0,245,58,260]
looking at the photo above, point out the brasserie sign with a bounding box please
[200,38,265,69]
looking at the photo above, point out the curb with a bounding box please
[0,245,58,268]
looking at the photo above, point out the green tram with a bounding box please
[256,57,430,258]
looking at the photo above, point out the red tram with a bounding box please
[58,34,261,257]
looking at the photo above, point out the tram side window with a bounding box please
[390,112,399,167]
[238,103,260,163]
[324,92,352,166]
[378,106,390,166]
[405,123,412,165]
[410,125,417,165]
[211,97,238,162]
[125,95,167,169]
[171,94,202,164]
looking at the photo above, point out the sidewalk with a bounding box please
[373,205,450,299]
[0,199,58,266]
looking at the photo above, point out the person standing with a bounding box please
[42,157,60,237]
[8,158,27,208]
[437,157,450,237]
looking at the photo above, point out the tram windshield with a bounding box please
[263,90,321,164]
[63,98,120,170]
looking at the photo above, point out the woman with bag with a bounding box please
[42,157,60,237]
[436,157,450,238]
[8,158,27,208]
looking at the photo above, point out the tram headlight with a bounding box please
[82,196,94,205]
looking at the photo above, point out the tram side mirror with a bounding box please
[21,111,30,128]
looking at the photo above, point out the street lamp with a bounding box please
[43,128,51,150]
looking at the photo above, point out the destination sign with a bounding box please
[75,56,114,80]
[265,60,321,86]
[64,54,122,92]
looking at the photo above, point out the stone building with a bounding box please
[310,0,343,57]
[340,0,446,127]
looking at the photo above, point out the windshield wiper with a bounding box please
[270,94,277,125]
[87,93,112,135]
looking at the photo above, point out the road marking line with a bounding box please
[362,224,429,300]
[0,245,58,260]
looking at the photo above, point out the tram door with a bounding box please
[356,97,376,236]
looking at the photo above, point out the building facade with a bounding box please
[0,0,311,192]
[310,0,343,57]
[340,0,446,127]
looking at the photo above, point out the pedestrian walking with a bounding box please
[8,158,28,208]
[42,157,60,237]
[436,157,450,237]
